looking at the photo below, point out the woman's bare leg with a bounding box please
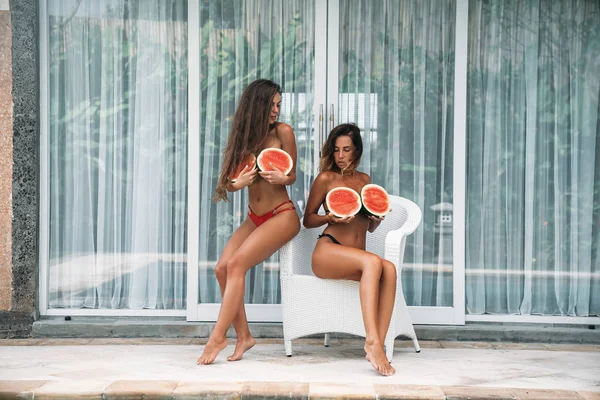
[377,260,397,345]
[198,211,300,365]
[312,241,395,376]
[212,219,257,361]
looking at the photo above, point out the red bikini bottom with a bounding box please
[248,200,295,227]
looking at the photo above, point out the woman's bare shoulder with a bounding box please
[358,171,371,184]
[314,170,337,185]
[275,122,294,137]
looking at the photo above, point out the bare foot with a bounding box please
[227,336,256,361]
[364,341,395,376]
[197,336,228,365]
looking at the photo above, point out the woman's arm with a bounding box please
[225,165,257,192]
[303,173,334,228]
[368,216,383,232]
[259,123,297,186]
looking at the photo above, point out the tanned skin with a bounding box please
[303,133,396,377]
[198,91,300,365]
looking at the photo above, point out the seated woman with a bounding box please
[303,123,396,376]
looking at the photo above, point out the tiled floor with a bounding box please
[0,339,598,399]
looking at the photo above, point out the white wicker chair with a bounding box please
[280,195,422,361]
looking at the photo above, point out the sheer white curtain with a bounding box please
[46,0,188,309]
[466,0,600,316]
[338,0,456,307]
[197,1,315,304]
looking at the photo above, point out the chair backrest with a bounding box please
[365,195,408,258]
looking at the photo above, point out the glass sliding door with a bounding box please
[465,0,600,321]
[326,0,466,324]
[187,0,319,321]
[39,0,188,315]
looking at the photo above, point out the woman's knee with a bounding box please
[363,254,384,275]
[225,256,247,276]
[215,261,227,281]
[382,260,397,279]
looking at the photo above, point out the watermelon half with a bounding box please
[361,184,391,217]
[256,148,293,175]
[325,187,362,218]
[229,153,257,182]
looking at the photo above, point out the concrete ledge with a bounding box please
[31,318,600,344]
[0,380,597,400]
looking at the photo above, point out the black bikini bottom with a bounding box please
[317,233,341,245]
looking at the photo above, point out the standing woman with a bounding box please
[198,79,300,365]
[303,123,396,376]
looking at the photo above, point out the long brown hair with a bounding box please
[319,123,363,173]
[214,79,282,202]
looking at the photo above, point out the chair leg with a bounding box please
[412,336,421,353]
[285,339,293,357]
[324,333,330,347]
[385,336,394,362]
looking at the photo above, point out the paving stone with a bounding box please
[0,380,47,400]
[540,344,600,352]
[577,392,600,400]
[88,338,141,345]
[134,338,192,345]
[173,381,243,399]
[490,342,549,350]
[0,338,43,345]
[375,384,445,399]
[508,388,585,399]
[104,380,178,400]
[309,382,376,399]
[37,338,93,346]
[442,385,514,399]
[242,381,308,399]
[0,381,47,400]
[439,341,494,349]
[33,380,110,400]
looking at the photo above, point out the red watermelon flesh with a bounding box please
[361,184,390,217]
[229,153,256,182]
[256,148,293,175]
[325,187,362,218]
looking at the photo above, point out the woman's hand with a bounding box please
[259,163,289,185]
[327,212,355,224]
[367,210,390,232]
[230,165,258,191]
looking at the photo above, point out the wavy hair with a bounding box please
[214,79,282,202]
[319,123,363,173]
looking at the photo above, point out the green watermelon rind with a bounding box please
[325,187,362,218]
[256,148,293,175]
[228,153,257,183]
[360,184,391,217]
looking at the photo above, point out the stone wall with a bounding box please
[0,2,12,312]
[0,0,37,338]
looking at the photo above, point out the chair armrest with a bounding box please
[384,198,422,272]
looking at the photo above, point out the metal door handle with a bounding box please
[329,104,335,133]
[318,104,324,157]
